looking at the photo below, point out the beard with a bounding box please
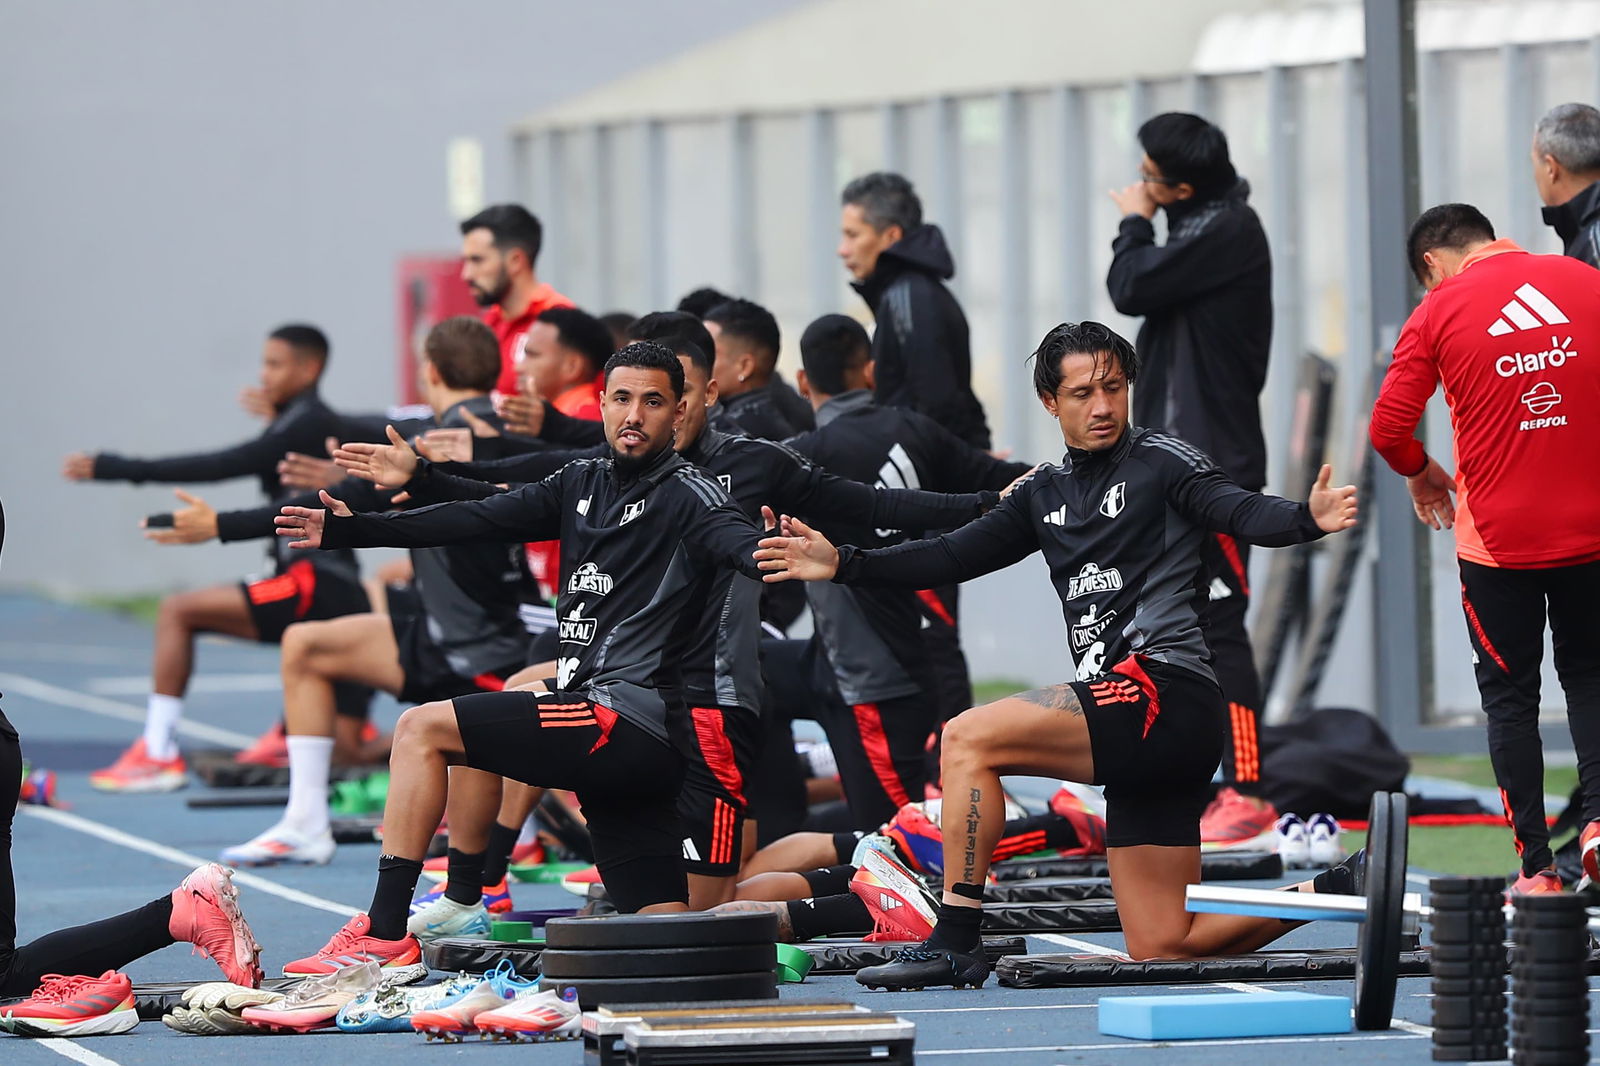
[609,436,670,478]
[469,271,510,307]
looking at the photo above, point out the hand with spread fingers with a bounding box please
[417,427,473,462]
[275,490,352,550]
[62,452,97,481]
[497,394,543,437]
[334,425,417,489]
[1308,463,1359,534]
[143,489,218,544]
[276,437,345,491]
[754,509,841,583]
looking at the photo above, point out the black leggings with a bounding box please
[0,718,176,998]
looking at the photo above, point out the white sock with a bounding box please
[282,735,335,837]
[144,695,184,761]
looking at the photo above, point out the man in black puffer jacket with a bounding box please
[1534,103,1600,268]
[840,172,995,739]
[1107,113,1276,848]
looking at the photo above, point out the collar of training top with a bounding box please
[608,443,684,489]
[814,388,874,428]
[1063,422,1135,475]
[1541,179,1600,244]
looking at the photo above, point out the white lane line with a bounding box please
[1031,933,1127,958]
[1391,1019,1434,1036]
[86,674,281,696]
[0,672,253,748]
[17,805,358,918]
[919,1032,1424,1055]
[34,1040,124,1066]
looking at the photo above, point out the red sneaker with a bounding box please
[422,839,544,882]
[850,848,938,943]
[282,914,426,983]
[1508,869,1564,896]
[559,864,602,897]
[169,863,264,987]
[0,971,138,1037]
[1581,821,1600,885]
[234,722,288,767]
[89,738,187,793]
[1048,785,1108,857]
[1199,787,1279,851]
[881,803,945,875]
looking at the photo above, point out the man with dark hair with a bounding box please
[1372,203,1600,894]
[704,298,799,440]
[274,342,788,976]
[839,172,991,450]
[756,320,1356,988]
[340,332,997,914]
[184,317,528,868]
[1107,112,1276,848]
[61,324,372,791]
[1534,103,1600,267]
[777,313,1031,829]
[523,307,610,419]
[600,311,637,350]
[676,286,734,319]
[459,204,573,397]
[841,172,994,748]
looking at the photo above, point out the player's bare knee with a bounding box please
[939,710,998,765]
[394,700,455,752]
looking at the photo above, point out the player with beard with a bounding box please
[274,343,781,976]
[458,205,573,398]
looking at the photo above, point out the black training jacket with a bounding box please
[322,448,767,744]
[785,391,1031,704]
[718,388,797,441]
[94,387,360,581]
[216,397,530,680]
[1107,179,1273,491]
[1542,180,1600,268]
[853,224,993,450]
[835,427,1325,686]
[414,425,995,715]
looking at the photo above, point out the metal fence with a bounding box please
[510,38,1599,743]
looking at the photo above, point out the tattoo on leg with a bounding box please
[963,787,981,884]
[1018,683,1085,716]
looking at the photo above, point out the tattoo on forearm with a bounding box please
[1018,683,1085,716]
[962,787,981,884]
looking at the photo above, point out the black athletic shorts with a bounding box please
[1075,654,1224,848]
[453,689,687,912]
[242,559,369,643]
[387,586,515,705]
[674,706,761,876]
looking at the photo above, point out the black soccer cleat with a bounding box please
[856,943,991,991]
[1310,846,1367,898]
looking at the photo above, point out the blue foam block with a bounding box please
[1098,991,1353,1040]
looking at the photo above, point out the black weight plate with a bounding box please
[1505,1050,1589,1066]
[1433,1043,1504,1056]
[1431,1027,1508,1046]
[1508,962,1590,980]
[1429,942,1505,963]
[544,911,777,950]
[1427,957,1503,978]
[1355,791,1406,1031]
[1429,976,1506,996]
[1429,913,1505,939]
[537,969,777,1011]
[1430,998,1506,1027]
[538,943,777,979]
[1510,1031,1589,1051]
[1509,929,1591,955]
[1430,877,1508,895]
[1509,988,1593,1009]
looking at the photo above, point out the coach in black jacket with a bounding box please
[1534,103,1600,268]
[1107,114,1275,827]
[840,173,992,451]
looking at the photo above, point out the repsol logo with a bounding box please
[1067,563,1122,600]
[1497,338,1577,377]
[1519,416,1568,431]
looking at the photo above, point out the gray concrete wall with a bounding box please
[0,0,802,596]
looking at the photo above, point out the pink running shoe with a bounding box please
[1199,787,1279,851]
[282,914,426,983]
[0,971,138,1037]
[168,863,264,988]
[1048,784,1109,857]
[850,847,938,943]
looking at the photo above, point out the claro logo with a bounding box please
[1497,336,1577,378]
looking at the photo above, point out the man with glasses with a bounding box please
[1106,112,1276,852]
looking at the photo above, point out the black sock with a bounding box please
[444,848,486,905]
[480,822,522,886]
[2,897,175,998]
[785,893,872,941]
[926,903,983,953]
[368,855,424,940]
[800,865,857,898]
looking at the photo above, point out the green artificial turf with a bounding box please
[80,592,165,624]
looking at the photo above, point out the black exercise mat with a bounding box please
[331,816,382,843]
[129,978,303,1020]
[991,849,1282,882]
[983,877,1115,903]
[801,936,1025,975]
[423,936,544,975]
[979,899,1122,932]
[998,948,1434,989]
[189,748,371,789]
